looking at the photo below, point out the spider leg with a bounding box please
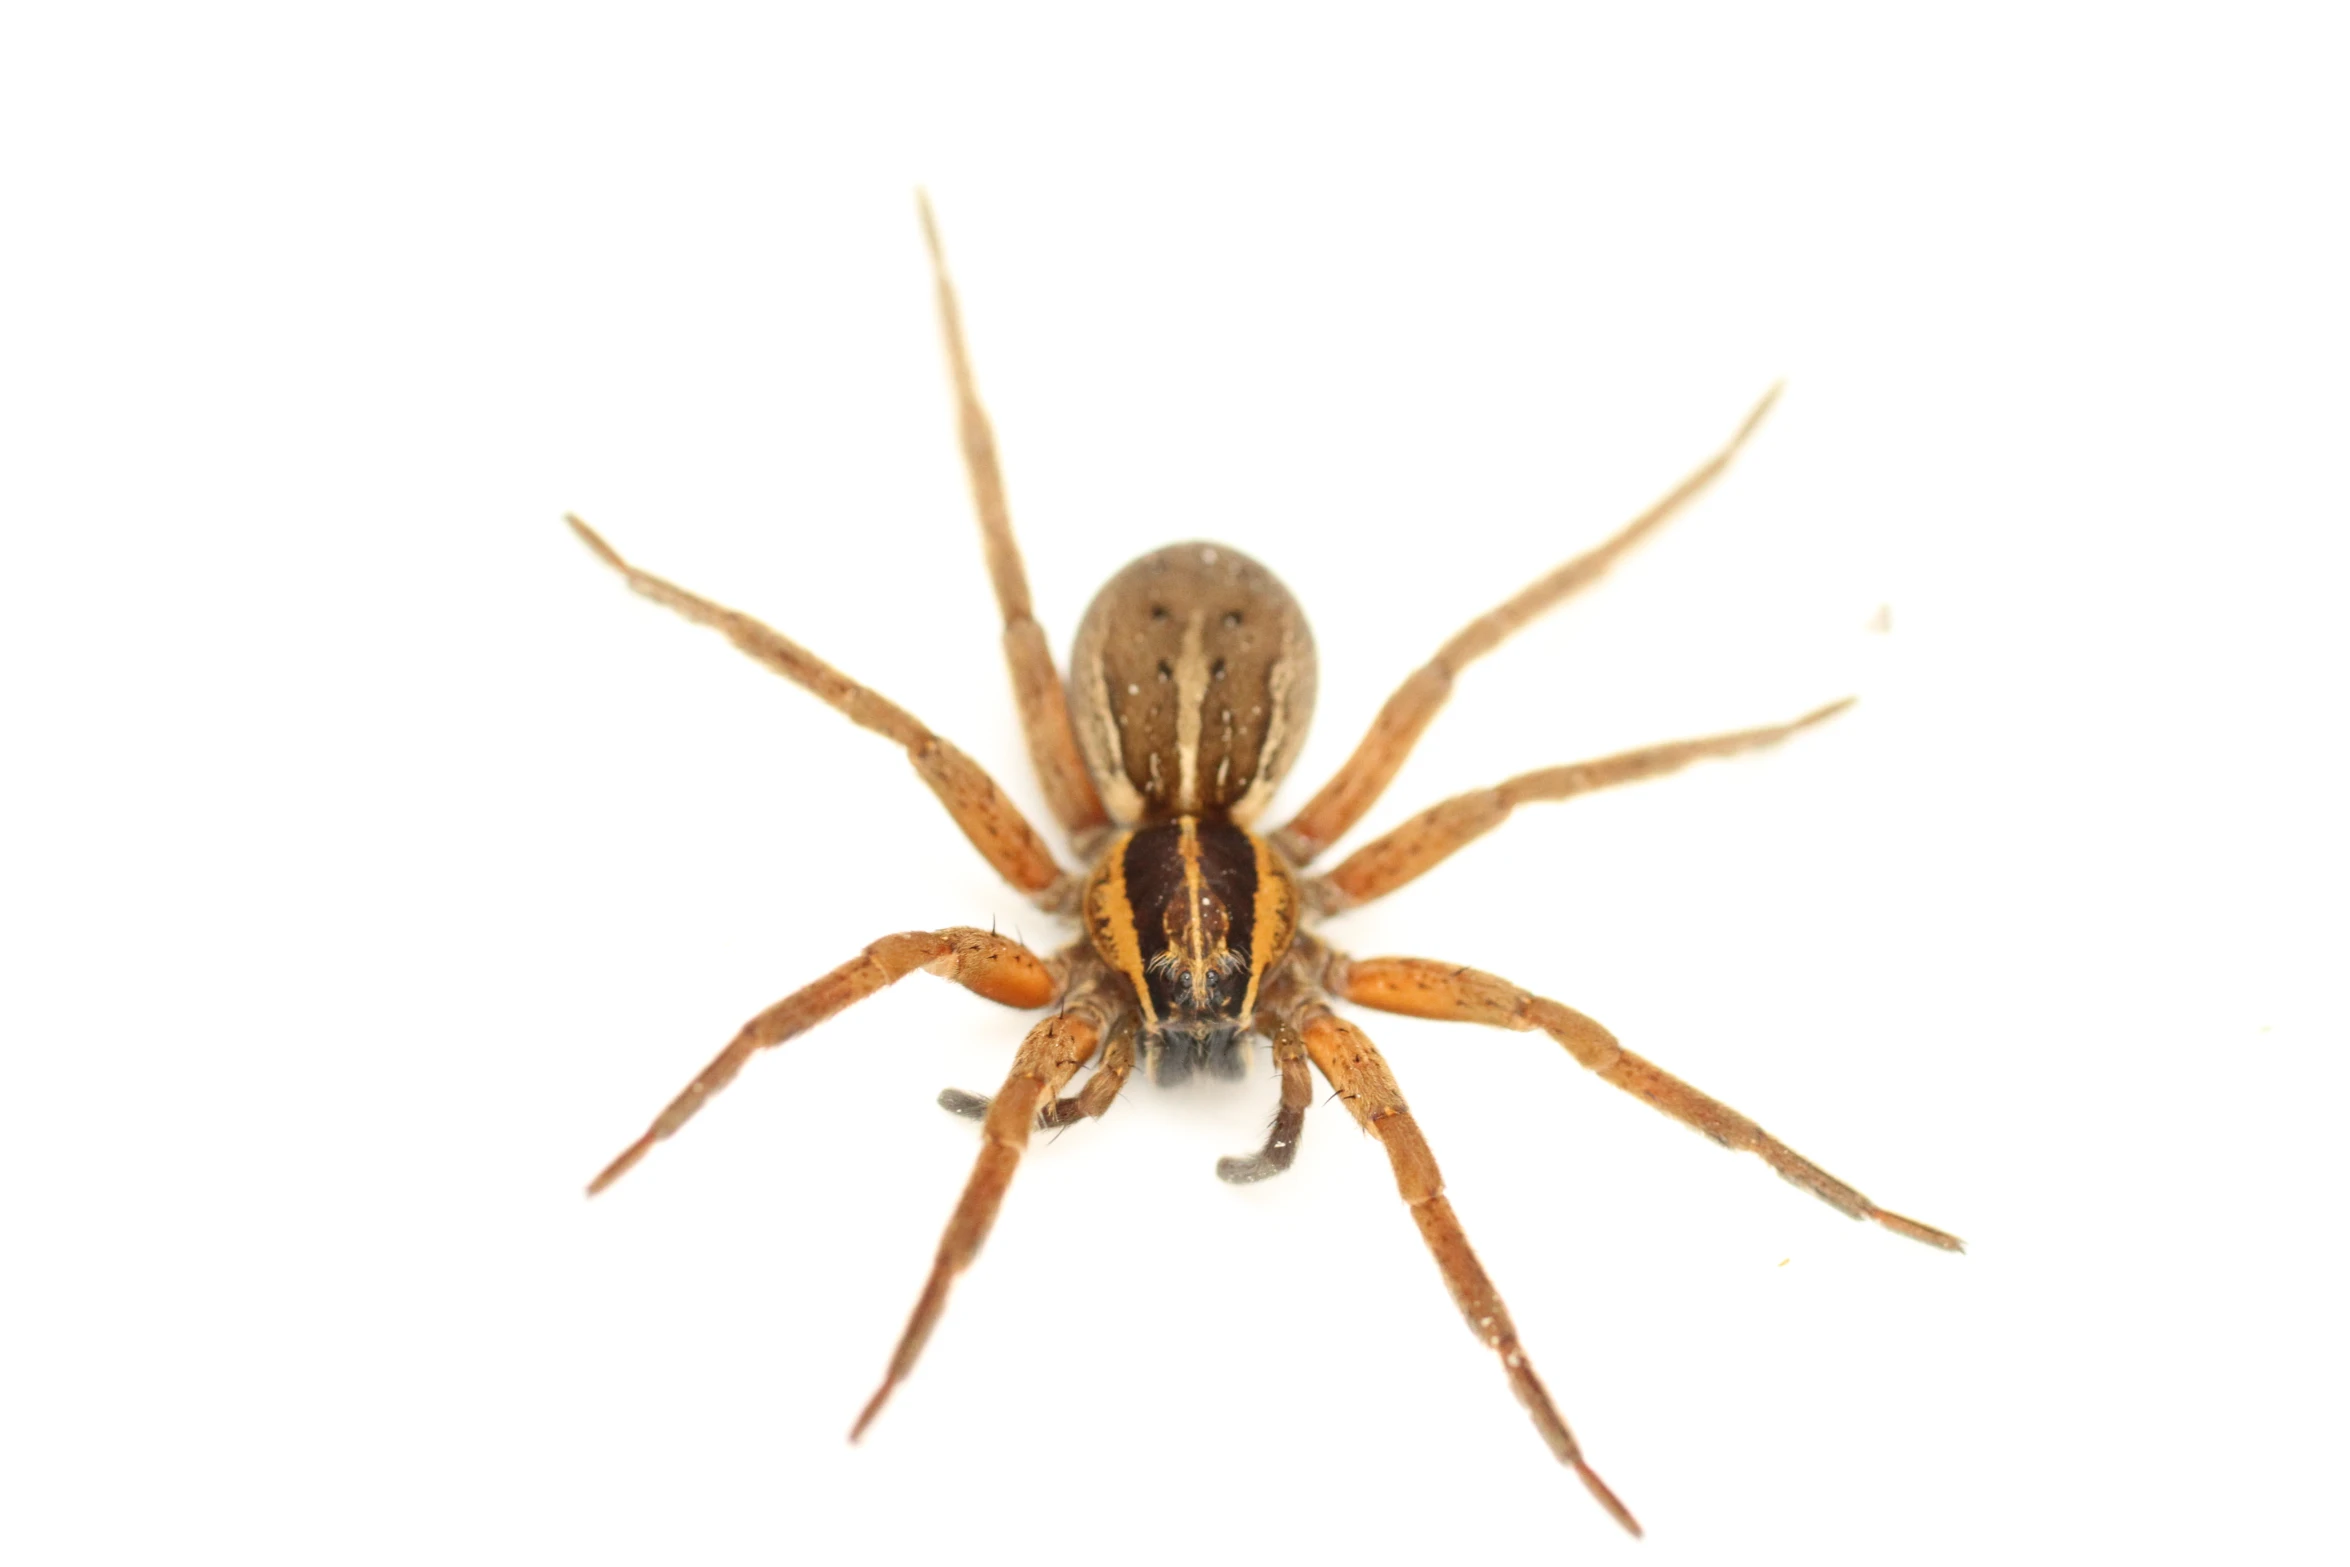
[938,1013,1137,1127]
[1215,1016,1311,1183]
[1325,950,1962,1251]
[916,193,1110,843]
[586,928,1062,1196]
[853,992,1116,1439]
[1306,698,1852,913]
[566,514,1074,908]
[1292,998,1641,1537]
[1273,386,1782,866]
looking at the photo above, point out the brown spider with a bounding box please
[570,196,1961,1538]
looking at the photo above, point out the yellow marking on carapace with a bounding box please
[1176,817,1209,1001]
[1087,828,1155,1026]
[1234,830,1276,1020]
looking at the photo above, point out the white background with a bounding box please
[5,5,2344,1564]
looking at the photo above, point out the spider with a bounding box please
[570,196,1961,1538]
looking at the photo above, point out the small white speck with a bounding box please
[1201,547,1219,564]
[1127,683,1140,696]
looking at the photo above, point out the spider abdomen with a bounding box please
[1081,815,1300,1083]
[1067,542,1318,826]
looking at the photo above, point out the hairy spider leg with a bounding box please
[586,928,1061,1196]
[1273,386,1783,866]
[1326,951,1962,1250]
[567,514,1074,908]
[1308,699,1853,913]
[853,982,1119,1439]
[1290,999,1642,1537]
[917,191,1109,842]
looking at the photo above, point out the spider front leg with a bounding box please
[1290,998,1641,1537]
[1306,698,1853,913]
[586,928,1062,1196]
[1273,386,1782,866]
[854,971,1124,1438]
[1326,951,1962,1250]
[567,515,1074,907]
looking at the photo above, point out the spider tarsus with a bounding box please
[936,1087,991,1120]
[848,1382,893,1444]
[1799,695,1858,727]
[563,511,625,571]
[1737,380,1786,444]
[1875,1207,1965,1252]
[914,186,942,257]
[585,1133,654,1197]
[1575,1458,1644,1539]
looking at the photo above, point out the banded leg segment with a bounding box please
[1309,698,1853,913]
[1329,955,1962,1251]
[586,928,1063,1196]
[1295,1002,1641,1537]
[853,996,1112,1439]
[1273,386,1783,866]
[916,193,1109,841]
[567,514,1072,906]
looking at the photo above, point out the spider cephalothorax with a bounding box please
[573,194,1961,1540]
[1081,813,1300,1084]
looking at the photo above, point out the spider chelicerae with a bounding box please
[571,196,1961,1538]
